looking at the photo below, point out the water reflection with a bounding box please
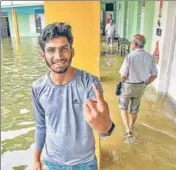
[1,37,47,169]
[1,143,35,170]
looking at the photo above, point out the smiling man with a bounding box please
[31,22,115,170]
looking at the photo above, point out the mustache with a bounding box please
[52,58,67,64]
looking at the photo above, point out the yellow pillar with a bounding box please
[12,8,20,44]
[44,1,101,168]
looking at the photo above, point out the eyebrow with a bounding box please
[46,45,69,50]
[60,45,69,48]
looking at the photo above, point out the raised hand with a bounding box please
[83,84,112,134]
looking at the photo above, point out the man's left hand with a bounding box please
[83,84,112,134]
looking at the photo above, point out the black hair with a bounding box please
[39,22,74,51]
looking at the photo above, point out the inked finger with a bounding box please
[92,84,104,104]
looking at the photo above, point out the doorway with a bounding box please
[1,16,11,37]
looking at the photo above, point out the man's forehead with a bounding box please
[45,37,70,48]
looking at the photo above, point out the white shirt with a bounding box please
[105,23,116,37]
[119,49,158,83]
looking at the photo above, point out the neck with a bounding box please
[50,67,76,85]
[133,47,144,51]
[136,47,144,50]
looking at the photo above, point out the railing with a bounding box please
[117,37,130,56]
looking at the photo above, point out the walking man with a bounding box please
[105,19,116,47]
[119,34,157,137]
[31,22,115,170]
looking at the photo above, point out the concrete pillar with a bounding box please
[12,8,20,44]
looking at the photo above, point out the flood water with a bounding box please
[1,37,47,170]
[100,41,176,170]
[1,37,176,170]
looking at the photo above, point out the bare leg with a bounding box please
[106,44,109,53]
[110,37,113,48]
[129,113,138,131]
[120,110,130,132]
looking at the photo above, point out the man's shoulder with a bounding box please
[130,49,151,56]
[32,73,48,90]
[77,69,99,82]
[77,69,102,93]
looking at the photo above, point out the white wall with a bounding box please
[38,14,45,30]
[168,41,176,101]
[151,1,176,102]
[151,1,168,91]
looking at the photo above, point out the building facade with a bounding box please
[1,2,45,37]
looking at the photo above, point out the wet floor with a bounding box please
[1,37,176,170]
[100,41,176,170]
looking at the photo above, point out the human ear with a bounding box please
[71,48,75,58]
[40,51,45,62]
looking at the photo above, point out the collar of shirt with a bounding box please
[134,48,144,52]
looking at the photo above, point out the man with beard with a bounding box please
[31,22,115,170]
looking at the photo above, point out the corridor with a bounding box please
[99,43,176,170]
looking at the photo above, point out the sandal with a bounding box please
[124,131,133,137]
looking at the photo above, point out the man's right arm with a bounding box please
[31,86,46,169]
[105,24,109,32]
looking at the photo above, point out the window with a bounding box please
[106,3,114,11]
[35,9,44,33]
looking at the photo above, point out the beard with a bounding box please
[44,55,73,74]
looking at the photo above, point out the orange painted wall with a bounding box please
[44,1,100,78]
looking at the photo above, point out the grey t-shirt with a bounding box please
[31,69,103,166]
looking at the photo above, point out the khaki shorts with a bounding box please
[119,83,146,114]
